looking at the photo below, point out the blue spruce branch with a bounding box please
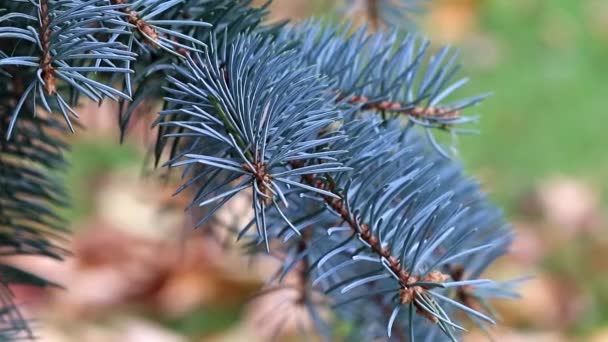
[0,1,518,340]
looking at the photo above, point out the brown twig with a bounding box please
[39,0,56,95]
[112,0,191,56]
[289,160,449,323]
[342,94,461,119]
[111,0,160,48]
[243,161,272,205]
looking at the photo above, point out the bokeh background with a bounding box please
[6,0,608,341]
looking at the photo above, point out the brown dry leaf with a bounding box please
[523,177,603,238]
[243,286,321,342]
[494,272,588,330]
[33,168,284,320]
[16,211,261,321]
[42,224,174,319]
[79,226,259,315]
[239,255,334,342]
[508,221,549,265]
[153,236,262,316]
[95,168,184,240]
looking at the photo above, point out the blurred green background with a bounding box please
[17,0,608,341]
[445,0,608,208]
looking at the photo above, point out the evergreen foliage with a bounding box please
[0,0,516,340]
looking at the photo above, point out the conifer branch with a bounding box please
[0,65,69,340]
[0,1,517,340]
[290,159,452,323]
